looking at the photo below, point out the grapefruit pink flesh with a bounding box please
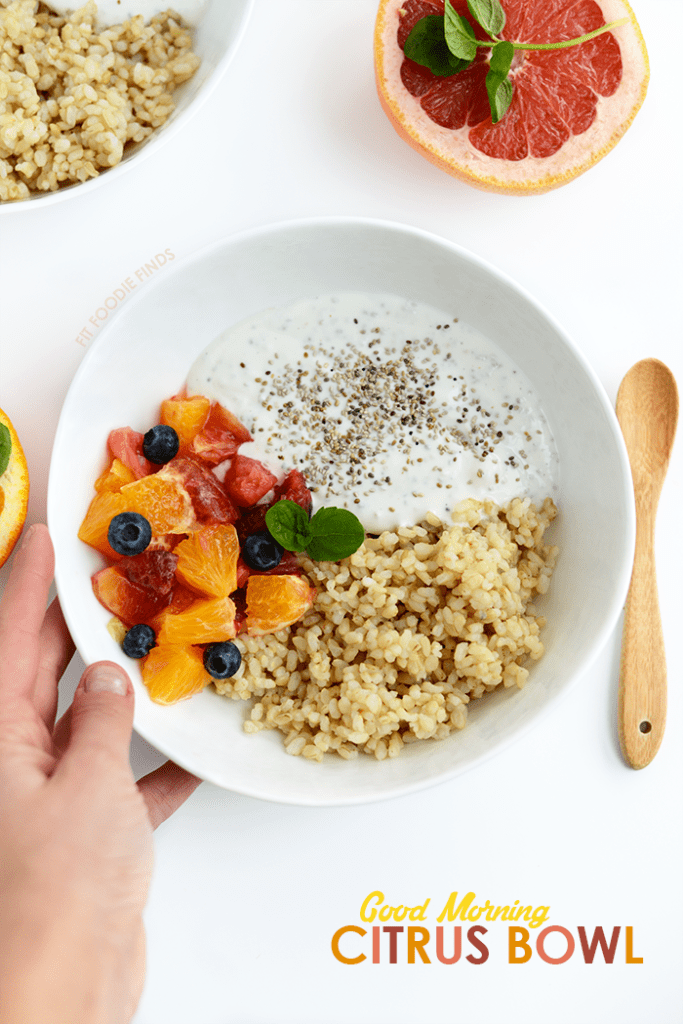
[375,0,649,193]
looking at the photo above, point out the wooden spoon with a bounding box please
[616,358,679,769]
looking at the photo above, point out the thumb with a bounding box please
[59,661,134,777]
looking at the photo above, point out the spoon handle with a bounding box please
[618,507,667,768]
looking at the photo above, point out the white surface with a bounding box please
[0,0,681,1021]
[48,216,636,805]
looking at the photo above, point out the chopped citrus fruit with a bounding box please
[160,394,211,452]
[141,643,211,704]
[119,474,195,535]
[158,595,237,645]
[150,583,198,633]
[174,524,239,597]
[374,0,649,194]
[92,565,171,625]
[79,490,129,559]
[94,457,137,494]
[225,454,277,507]
[0,406,30,568]
[108,428,151,478]
[190,402,252,465]
[158,457,238,524]
[245,574,316,636]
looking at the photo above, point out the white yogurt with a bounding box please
[187,292,559,533]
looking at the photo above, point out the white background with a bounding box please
[1,2,682,1022]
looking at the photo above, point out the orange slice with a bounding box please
[94,457,137,494]
[174,524,239,598]
[245,574,316,636]
[119,474,195,536]
[160,394,211,452]
[141,644,211,704]
[0,406,30,568]
[374,0,649,194]
[158,595,237,646]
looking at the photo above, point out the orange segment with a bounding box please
[119,474,195,535]
[158,595,236,645]
[174,524,239,598]
[374,0,649,194]
[0,406,30,568]
[95,457,137,494]
[245,574,316,636]
[141,644,211,704]
[160,394,211,452]
[78,490,128,559]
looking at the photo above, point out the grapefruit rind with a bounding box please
[374,0,649,194]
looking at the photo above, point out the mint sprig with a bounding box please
[403,0,628,125]
[0,424,11,477]
[265,500,365,562]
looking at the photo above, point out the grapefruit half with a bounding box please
[374,0,649,194]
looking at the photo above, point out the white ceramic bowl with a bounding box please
[0,0,253,213]
[49,217,635,805]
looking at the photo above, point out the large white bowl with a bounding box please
[49,217,635,805]
[0,0,253,213]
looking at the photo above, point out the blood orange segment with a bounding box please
[190,402,253,465]
[374,0,649,194]
[119,474,195,535]
[158,457,239,525]
[92,565,171,625]
[149,583,197,633]
[158,595,237,645]
[141,643,211,704]
[245,574,316,637]
[236,550,303,589]
[225,455,277,507]
[160,394,211,452]
[174,524,239,597]
[123,549,178,595]
[94,457,137,494]
[108,428,151,479]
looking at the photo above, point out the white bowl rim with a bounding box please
[49,214,636,805]
[0,0,255,215]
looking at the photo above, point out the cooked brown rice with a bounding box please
[0,1,199,200]
[215,496,559,762]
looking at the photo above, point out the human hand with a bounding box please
[0,525,201,1024]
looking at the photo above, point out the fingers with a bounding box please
[0,525,54,709]
[33,598,76,731]
[56,662,134,781]
[137,761,202,830]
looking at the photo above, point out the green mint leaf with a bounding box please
[404,15,471,77]
[265,500,312,552]
[489,39,514,77]
[0,423,11,477]
[305,507,365,562]
[485,70,513,123]
[467,0,506,37]
[444,1,477,62]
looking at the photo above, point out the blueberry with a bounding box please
[122,623,156,659]
[108,512,152,556]
[142,424,180,465]
[203,641,242,679]
[242,531,284,571]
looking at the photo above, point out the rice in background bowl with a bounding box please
[0,0,253,208]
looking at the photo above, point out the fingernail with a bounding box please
[19,524,37,551]
[84,663,131,696]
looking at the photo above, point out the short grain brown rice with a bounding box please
[0,0,199,201]
[214,496,559,762]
